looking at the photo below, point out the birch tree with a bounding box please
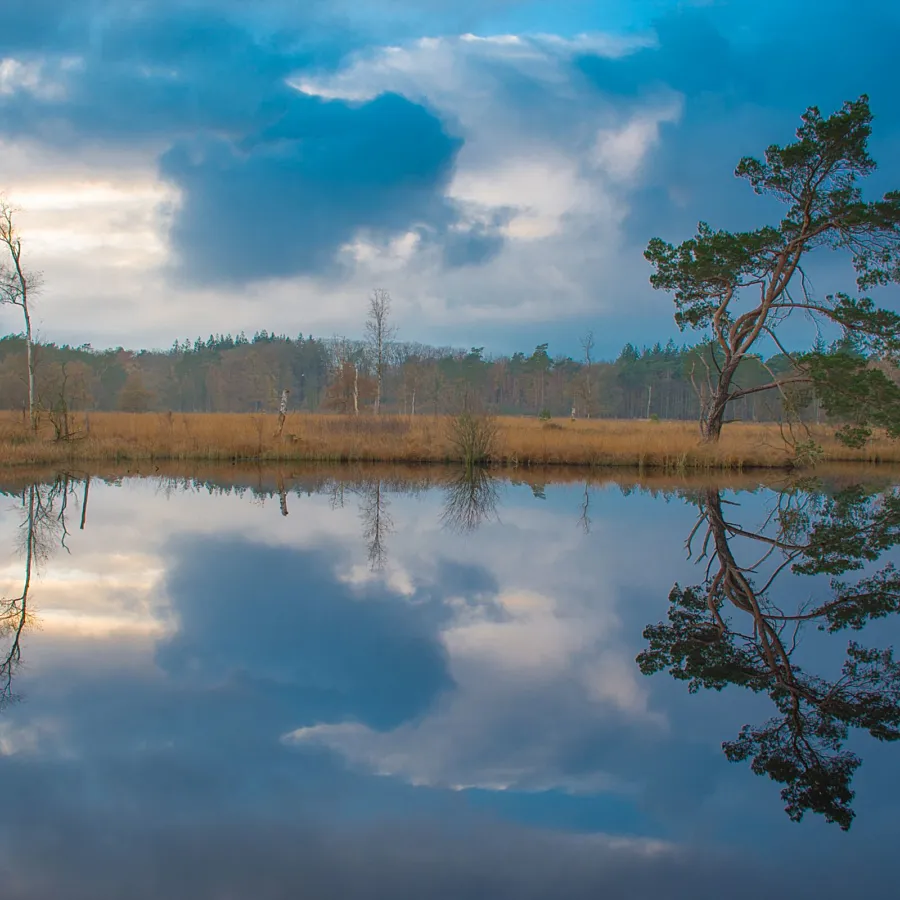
[365,288,396,414]
[0,201,37,429]
[580,329,595,418]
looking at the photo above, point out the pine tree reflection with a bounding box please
[638,483,900,829]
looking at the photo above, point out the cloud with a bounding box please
[289,32,682,332]
[279,501,676,798]
[156,536,454,731]
[0,5,680,346]
[0,806,760,900]
[160,92,462,283]
[0,3,466,286]
[3,474,900,900]
[0,0,898,355]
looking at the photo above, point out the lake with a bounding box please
[1,465,899,898]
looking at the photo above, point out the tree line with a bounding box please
[2,94,899,441]
[0,328,875,424]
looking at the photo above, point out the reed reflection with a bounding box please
[638,482,900,830]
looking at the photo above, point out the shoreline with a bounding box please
[2,459,899,497]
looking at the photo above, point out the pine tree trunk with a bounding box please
[699,374,734,442]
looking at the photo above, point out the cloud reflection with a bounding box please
[0,471,898,898]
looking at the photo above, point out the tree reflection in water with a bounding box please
[638,482,900,830]
[8,467,898,831]
[358,478,393,571]
[2,475,86,707]
[441,468,500,534]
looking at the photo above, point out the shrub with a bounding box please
[447,412,497,468]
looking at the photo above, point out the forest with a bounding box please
[0,330,861,424]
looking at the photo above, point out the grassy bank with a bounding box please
[1,411,899,470]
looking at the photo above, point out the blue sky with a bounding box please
[0,0,898,357]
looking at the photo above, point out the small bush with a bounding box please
[538,409,552,422]
[447,412,497,467]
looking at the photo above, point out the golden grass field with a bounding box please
[0,411,899,470]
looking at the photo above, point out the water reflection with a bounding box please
[639,483,900,829]
[358,478,394,570]
[441,468,500,534]
[1,465,900,898]
[2,476,85,706]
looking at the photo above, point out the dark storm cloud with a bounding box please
[0,0,465,282]
[160,92,461,282]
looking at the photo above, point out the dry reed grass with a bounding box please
[0,411,899,470]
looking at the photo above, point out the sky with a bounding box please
[1,474,899,897]
[1,0,899,358]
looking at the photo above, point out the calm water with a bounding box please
[1,468,899,898]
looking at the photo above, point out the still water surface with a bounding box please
[1,467,899,898]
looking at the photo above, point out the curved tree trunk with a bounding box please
[699,362,738,443]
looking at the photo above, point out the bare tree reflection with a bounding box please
[358,478,393,571]
[2,476,84,708]
[579,483,593,534]
[441,468,500,534]
[639,483,900,830]
[1,486,35,707]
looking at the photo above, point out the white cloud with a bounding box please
[593,106,682,182]
[0,57,70,101]
[0,718,65,757]
[281,499,667,796]
[0,29,682,347]
[288,33,682,323]
[1,477,675,795]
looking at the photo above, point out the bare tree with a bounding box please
[579,329,595,418]
[276,388,290,436]
[0,200,37,429]
[1,485,34,707]
[325,335,364,416]
[365,288,397,415]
